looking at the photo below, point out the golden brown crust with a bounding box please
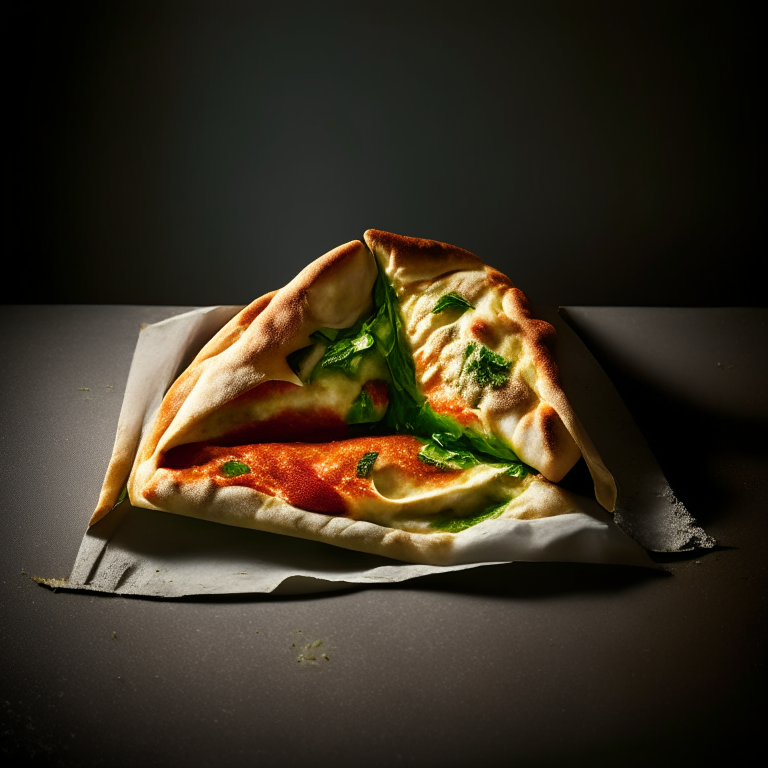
[364,229,484,281]
[193,291,278,366]
[151,239,373,452]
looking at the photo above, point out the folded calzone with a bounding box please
[91,232,617,565]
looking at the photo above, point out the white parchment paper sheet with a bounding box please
[47,305,712,597]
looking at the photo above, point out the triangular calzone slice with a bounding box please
[92,239,384,524]
[91,233,617,566]
[364,229,616,512]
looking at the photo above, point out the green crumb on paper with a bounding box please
[295,639,328,664]
[78,387,90,392]
[112,631,118,640]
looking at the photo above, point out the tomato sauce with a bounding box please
[158,435,462,517]
[363,379,389,408]
[214,407,351,446]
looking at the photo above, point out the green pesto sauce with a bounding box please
[430,500,510,533]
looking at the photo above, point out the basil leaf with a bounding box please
[317,331,375,375]
[460,429,525,464]
[426,429,530,475]
[430,500,509,533]
[500,463,528,477]
[356,452,379,478]
[116,485,128,504]
[372,265,425,434]
[368,304,395,354]
[221,461,251,478]
[464,343,512,389]
[346,388,378,424]
[417,440,479,471]
[430,432,461,450]
[431,292,475,314]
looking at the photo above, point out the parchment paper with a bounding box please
[42,306,713,597]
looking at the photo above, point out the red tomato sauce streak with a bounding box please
[159,436,461,517]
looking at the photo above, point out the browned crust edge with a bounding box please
[88,296,278,526]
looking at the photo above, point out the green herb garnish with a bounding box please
[416,432,530,476]
[430,500,509,533]
[431,292,475,315]
[500,463,528,478]
[356,452,379,477]
[373,267,429,428]
[463,343,512,389]
[221,461,251,478]
[317,330,375,376]
[346,388,378,424]
[417,437,479,471]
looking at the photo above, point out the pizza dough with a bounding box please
[90,231,618,565]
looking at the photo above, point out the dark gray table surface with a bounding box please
[1,306,766,767]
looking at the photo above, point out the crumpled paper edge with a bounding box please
[38,488,651,598]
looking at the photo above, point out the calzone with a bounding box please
[91,232,617,565]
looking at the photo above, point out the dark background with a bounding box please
[2,5,766,764]
[7,1,761,307]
